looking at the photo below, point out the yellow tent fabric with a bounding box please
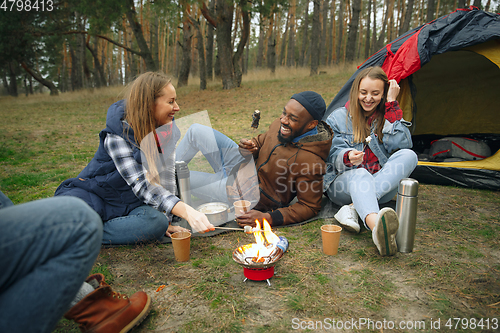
[411,49,500,136]
[396,40,500,137]
[466,40,500,68]
[418,150,500,171]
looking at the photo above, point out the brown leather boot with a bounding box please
[65,274,151,333]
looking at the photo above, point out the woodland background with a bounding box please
[0,0,498,96]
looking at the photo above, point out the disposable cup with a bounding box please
[321,225,342,255]
[234,200,251,217]
[171,231,191,262]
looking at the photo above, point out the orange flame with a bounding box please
[246,219,280,263]
[262,219,280,244]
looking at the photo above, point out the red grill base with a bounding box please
[243,266,274,281]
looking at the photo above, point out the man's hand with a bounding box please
[236,210,272,227]
[238,139,258,156]
[348,150,364,166]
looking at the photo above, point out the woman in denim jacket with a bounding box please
[323,67,418,256]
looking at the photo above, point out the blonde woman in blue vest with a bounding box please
[56,72,214,245]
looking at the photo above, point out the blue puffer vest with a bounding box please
[55,100,143,222]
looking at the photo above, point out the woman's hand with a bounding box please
[387,79,400,102]
[348,150,364,166]
[165,225,190,237]
[171,201,215,234]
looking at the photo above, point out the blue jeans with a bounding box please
[102,205,169,245]
[325,149,418,229]
[176,124,245,203]
[0,191,102,333]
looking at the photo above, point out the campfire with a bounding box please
[232,219,287,286]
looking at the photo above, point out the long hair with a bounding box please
[124,72,173,185]
[348,67,389,143]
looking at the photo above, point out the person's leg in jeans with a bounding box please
[102,205,170,245]
[176,124,245,203]
[325,149,417,229]
[0,194,102,333]
[375,149,418,204]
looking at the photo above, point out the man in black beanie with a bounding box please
[176,91,333,227]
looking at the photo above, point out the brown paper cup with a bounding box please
[171,231,191,262]
[321,225,342,255]
[234,200,251,217]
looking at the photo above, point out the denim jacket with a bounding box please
[323,105,413,190]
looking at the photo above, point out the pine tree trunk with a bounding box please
[214,0,236,89]
[244,37,249,74]
[310,0,321,75]
[69,43,81,91]
[205,0,215,80]
[8,61,18,97]
[267,24,276,74]
[399,0,413,34]
[232,0,250,87]
[335,0,344,64]
[256,13,267,68]
[320,0,329,66]
[328,0,335,65]
[86,36,107,88]
[377,0,389,51]
[279,11,289,66]
[364,0,372,59]
[426,0,436,22]
[299,0,309,67]
[287,0,296,67]
[190,19,206,90]
[346,0,361,62]
[125,0,158,72]
[371,0,377,54]
[178,16,192,87]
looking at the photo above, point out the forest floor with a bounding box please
[0,65,499,332]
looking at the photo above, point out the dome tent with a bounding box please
[325,7,500,190]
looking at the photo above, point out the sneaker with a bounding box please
[372,207,399,256]
[334,205,360,233]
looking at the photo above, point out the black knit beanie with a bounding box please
[290,91,326,121]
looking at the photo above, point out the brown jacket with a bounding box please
[249,118,333,226]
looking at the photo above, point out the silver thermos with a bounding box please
[175,161,191,206]
[395,178,419,253]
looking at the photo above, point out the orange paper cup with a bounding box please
[321,225,342,255]
[171,231,191,262]
[234,200,251,217]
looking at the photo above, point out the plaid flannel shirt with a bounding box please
[104,133,180,220]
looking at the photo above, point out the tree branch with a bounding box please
[32,30,144,56]
[201,1,217,27]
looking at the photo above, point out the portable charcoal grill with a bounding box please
[232,245,284,286]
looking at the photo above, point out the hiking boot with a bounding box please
[334,204,360,233]
[372,207,399,256]
[65,274,151,333]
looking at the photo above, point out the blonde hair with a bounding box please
[348,67,389,143]
[124,72,173,184]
